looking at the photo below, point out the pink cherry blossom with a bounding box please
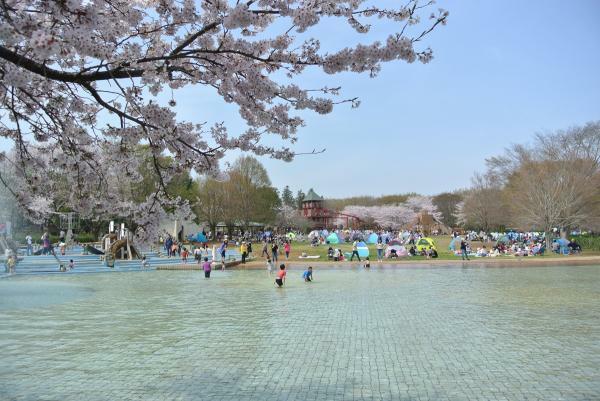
[0,0,448,243]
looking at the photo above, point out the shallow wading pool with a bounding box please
[0,265,599,401]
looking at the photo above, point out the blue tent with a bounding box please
[188,232,208,243]
[357,241,369,258]
[449,237,461,251]
[366,233,379,244]
[326,233,340,244]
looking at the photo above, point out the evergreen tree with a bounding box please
[281,186,295,208]
[295,190,306,210]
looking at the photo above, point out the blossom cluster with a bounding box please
[0,0,447,243]
[342,196,442,230]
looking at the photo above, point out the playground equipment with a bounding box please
[97,222,141,267]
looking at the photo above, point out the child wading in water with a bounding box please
[202,257,212,278]
[275,264,286,287]
[303,266,313,282]
[266,258,273,276]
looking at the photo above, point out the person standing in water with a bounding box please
[275,264,286,287]
[202,257,212,278]
[266,258,273,276]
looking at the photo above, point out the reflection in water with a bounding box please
[0,266,599,401]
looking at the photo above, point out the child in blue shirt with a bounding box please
[302,266,313,282]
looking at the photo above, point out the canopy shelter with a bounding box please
[326,233,340,244]
[366,233,379,244]
[416,237,436,252]
[449,237,462,251]
[356,241,369,258]
[385,245,408,258]
[188,232,208,243]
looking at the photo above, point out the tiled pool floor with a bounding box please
[1,266,599,400]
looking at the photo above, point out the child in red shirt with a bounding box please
[275,264,286,287]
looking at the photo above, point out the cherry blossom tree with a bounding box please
[405,195,442,222]
[0,0,448,242]
[369,204,416,230]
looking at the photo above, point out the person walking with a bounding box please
[261,241,269,258]
[350,240,361,261]
[460,240,470,261]
[284,241,291,260]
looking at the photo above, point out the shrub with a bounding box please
[573,234,600,252]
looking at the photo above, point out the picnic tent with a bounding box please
[448,237,461,251]
[344,241,370,259]
[286,232,296,240]
[388,239,403,247]
[366,233,379,244]
[416,237,436,252]
[357,241,369,258]
[326,232,340,244]
[308,230,320,239]
[385,245,408,258]
[188,232,208,243]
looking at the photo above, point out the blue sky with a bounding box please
[3,0,599,199]
[237,0,600,197]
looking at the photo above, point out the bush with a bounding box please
[573,234,600,252]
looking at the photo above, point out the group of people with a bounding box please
[265,262,313,287]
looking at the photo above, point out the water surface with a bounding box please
[0,265,599,400]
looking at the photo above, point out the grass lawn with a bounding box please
[261,236,600,262]
[188,235,600,263]
[282,236,458,261]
